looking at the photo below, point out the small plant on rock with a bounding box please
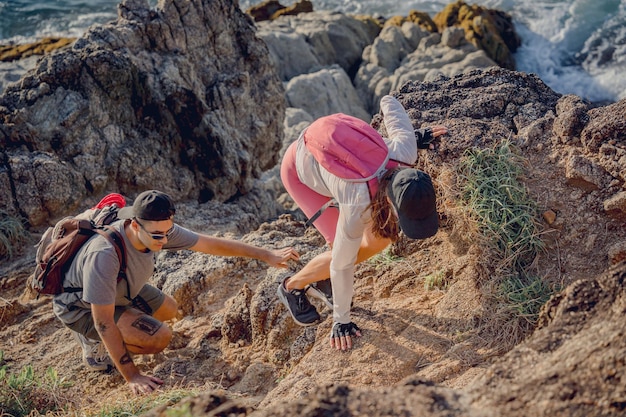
[0,210,29,260]
[456,138,555,347]
[0,361,75,417]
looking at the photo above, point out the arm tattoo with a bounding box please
[131,315,162,336]
[97,321,108,335]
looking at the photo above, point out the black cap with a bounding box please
[387,169,438,239]
[118,190,176,221]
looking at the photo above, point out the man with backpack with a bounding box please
[52,190,299,395]
[277,94,447,351]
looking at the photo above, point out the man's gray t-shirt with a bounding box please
[52,219,198,325]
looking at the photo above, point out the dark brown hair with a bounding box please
[368,167,401,241]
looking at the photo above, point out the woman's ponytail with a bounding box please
[368,168,401,240]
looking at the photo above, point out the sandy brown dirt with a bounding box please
[0,202,494,413]
[2,70,626,416]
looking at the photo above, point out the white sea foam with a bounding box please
[247,0,626,102]
[2,0,625,103]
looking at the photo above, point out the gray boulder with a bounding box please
[356,24,497,114]
[0,0,285,226]
[256,11,380,82]
[285,65,370,121]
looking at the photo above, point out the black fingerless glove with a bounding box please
[330,322,361,338]
[415,127,434,149]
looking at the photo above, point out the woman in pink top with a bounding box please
[278,94,448,351]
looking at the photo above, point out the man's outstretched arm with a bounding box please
[189,234,300,268]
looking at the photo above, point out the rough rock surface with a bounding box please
[433,0,520,69]
[0,0,285,227]
[0,37,75,62]
[255,10,380,82]
[2,1,626,417]
[356,24,497,114]
[465,262,626,417]
[3,65,626,416]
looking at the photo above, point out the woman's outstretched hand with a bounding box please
[430,125,448,140]
[419,125,449,149]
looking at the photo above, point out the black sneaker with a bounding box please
[306,278,333,309]
[277,278,320,326]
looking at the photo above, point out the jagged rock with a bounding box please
[433,0,520,69]
[608,242,626,265]
[222,283,254,344]
[604,191,626,214]
[282,107,315,148]
[285,65,370,121]
[246,0,286,22]
[408,9,439,33]
[550,96,626,187]
[580,100,626,183]
[553,94,589,144]
[355,23,497,114]
[253,381,492,417]
[143,390,255,417]
[246,0,314,22]
[441,26,467,48]
[385,10,438,33]
[0,0,285,227]
[255,11,380,82]
[0,37,75,62]
[366,23,425,73]
[387,67,559,151]
[467,262,626,417]
[271,0,313,20]
[0,56,41,95]
[564,152,610,191]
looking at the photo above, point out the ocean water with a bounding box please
[0,0,624,103]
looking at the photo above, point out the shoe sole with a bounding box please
[306,285,333,310]
[276,284,319,327]
[84,358,113,372]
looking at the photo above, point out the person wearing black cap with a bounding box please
[278,94,447,351]
[53,190,299,395]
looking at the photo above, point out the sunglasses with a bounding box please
[134,218,174,240]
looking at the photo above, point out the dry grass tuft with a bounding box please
[0,210,29,260]
[451,139,556,349]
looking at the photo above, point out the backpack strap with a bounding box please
[62,226,129,297]
[363,158,412,200]
[100,226,130,299]
[304,159,413,229]
[305,198,338,228]
[99,226,128,281]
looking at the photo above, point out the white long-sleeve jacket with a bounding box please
[295,95,418,324]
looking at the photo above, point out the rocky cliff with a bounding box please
[1,0,626,416]
[0,0,285,227]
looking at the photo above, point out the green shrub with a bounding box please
[499,272,557,324]
[0,210,29,260]
[456,139,554,341]
[457,139,545,273]
[89,388,200,417]
[368,247,404,266]
[0,351,202,417]
[423,269,449,291]
[0,361,74,416]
